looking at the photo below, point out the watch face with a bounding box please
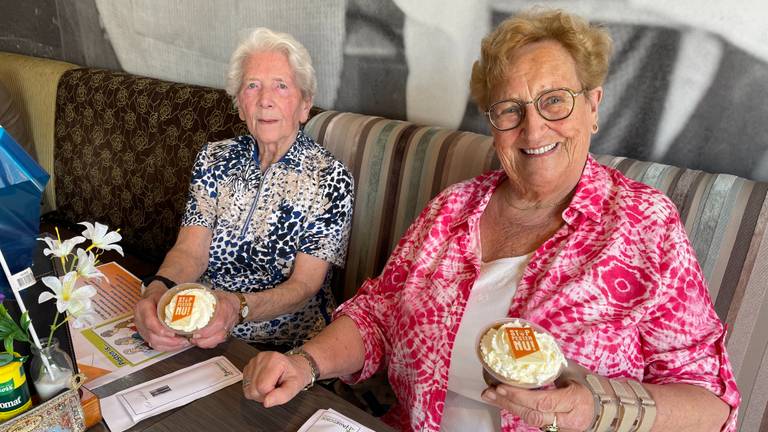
[241,306,249,318]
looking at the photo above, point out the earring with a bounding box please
[592,123,599,133]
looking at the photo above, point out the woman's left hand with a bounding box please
[481,379,595,431]
[190,291,240,348]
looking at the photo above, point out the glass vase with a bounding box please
[30,338,75,401]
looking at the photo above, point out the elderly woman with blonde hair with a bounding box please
[243,10,739,432]
[134,27,354,352]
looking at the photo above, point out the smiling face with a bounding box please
[237,50,311,151]
[490,40,602,201]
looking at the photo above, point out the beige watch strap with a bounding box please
[626,380,657,432]
[609,379,640,432]
[585,374,618,432]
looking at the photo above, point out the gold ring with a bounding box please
[540,413,559,432]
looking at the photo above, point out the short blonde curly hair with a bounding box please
[470,9,613,110]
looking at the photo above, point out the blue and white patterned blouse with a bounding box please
[182,130,354,345]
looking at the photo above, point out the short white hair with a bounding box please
[225,27,317,106]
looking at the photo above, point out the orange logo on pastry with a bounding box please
[505,327,541,359]
[172,295,196,322]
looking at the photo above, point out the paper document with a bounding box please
[70,262,190,389]
[297,408,377,432]
[101,356,242,432]
[88,262,143,320]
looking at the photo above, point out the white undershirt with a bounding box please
[440,254,531,432]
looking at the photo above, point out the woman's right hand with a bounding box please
[242,351,313,407]
[134,283,189,352]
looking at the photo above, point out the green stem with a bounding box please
[47,312,60,347]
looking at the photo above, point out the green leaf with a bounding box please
[0,324,13,336]
[3,338,13,357]
[20,312,30,330]
[0,353,13,367]
[0,303,32,356]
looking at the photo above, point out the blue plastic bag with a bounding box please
[0,126,49,295]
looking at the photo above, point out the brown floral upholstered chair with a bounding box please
[51,68,247,265]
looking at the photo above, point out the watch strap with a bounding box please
[234,292,248,325]
[140,275,177,297]
[626,380,657,432]
[609,379,640,432]
[584,374,618,432]
[286,347,319,390]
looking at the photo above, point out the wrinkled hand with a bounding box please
[134,285,189,352]
[242,351,312,407]
[190,291,239,349]
[481,379,594,431]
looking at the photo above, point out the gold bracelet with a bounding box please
[626,380,657,432]
[609,379,641,432]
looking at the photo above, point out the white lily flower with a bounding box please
[37,236,86,258]
[75,249,105,280]
[79,221,124,256]
[66,300,98,329]
[39,272,98,314]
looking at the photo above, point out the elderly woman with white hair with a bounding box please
[134,27,354,352]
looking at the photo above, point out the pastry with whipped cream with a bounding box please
[478,319,566,387]
[163,287,217,333]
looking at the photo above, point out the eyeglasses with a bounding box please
[484,87,586,131]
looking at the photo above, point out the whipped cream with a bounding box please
[164,288,216,332]
[479,320,566,386]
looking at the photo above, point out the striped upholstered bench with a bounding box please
[305,111,768,431]
[3,49,764,427]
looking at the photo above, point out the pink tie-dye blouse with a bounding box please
[336,155,740,432]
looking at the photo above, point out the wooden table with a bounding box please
[88,340,395,431]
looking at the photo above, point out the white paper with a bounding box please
[10,267,35,290]
[297,408,376,432]
[101,356,242,432]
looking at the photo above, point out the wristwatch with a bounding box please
[286,347,319,390]
[140,275,177,297]
[234,292,249,325]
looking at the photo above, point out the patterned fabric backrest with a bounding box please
[305,111,768,431]
[54,68,247,262]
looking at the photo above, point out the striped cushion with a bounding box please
[305,111,499,300]
[306,111,768,431]
[596,155,768,432]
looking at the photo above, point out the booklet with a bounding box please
[297,408,377,432]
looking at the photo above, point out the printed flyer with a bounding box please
[70,262,189,389]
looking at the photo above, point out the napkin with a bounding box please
[101,356,242,432]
